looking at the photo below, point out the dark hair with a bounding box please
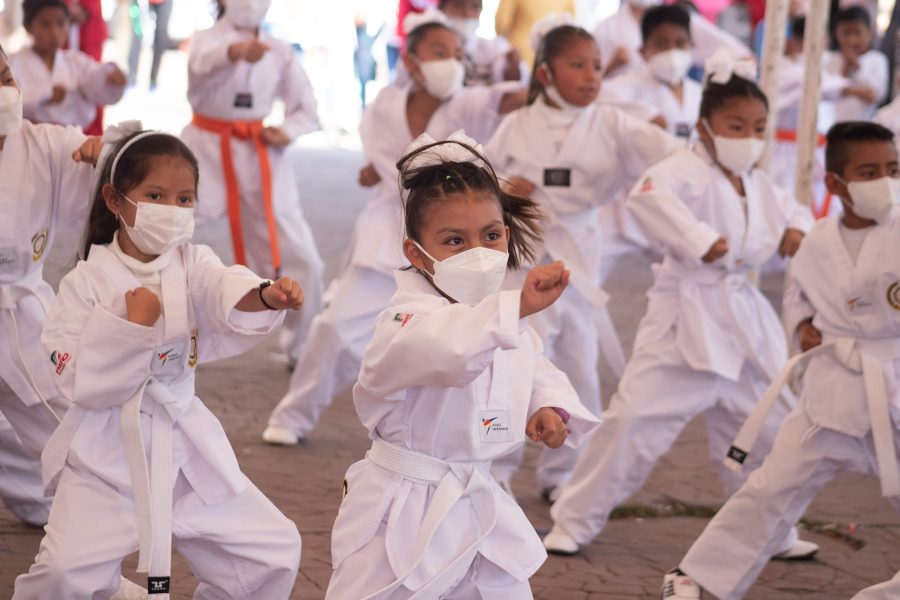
[825,121,895,174]
[641,5,691,43]
[397,140,542,269]
[81,132,200,258]
[527,24,595,104]
[23,0,69,27]
[835,6,871,29]
[406,22,456,55]
[791,16,806,40]
[699,74,768,119]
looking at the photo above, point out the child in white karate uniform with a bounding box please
[542,56,817,560]
[441,0,523,86]
[180,0,324,363]
[662,121,900,600]
[0,44,102,527]
[485,17,682,499]
[262,12,526,446]
[325,132,600,600]
[598,5,701,283]
[593,0,749,80]
[14,123,302,599]
[825,6,888,125]
[10,0,125,130]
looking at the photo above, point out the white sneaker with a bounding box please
[772,539,819,560]
[262,425,301,446]
[542,526,580,556]
[661,568,702,599]
[110,576,147,599]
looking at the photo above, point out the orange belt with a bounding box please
[191,113,281,277]
[775,129,827,146]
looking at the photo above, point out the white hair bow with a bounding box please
[403,129,486,174]
[529,12,575,51]
[87,120,144,209]
[703,48,758,87]
[403,7,450,37]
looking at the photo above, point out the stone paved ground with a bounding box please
[2,145,899,599]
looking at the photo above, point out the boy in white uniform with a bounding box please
[824,6,888,125]
[664,121,900,600]
[180,0,324,363]
[593,0,750,80]
[10,0,125,129]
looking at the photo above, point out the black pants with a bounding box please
[127,0,172,88]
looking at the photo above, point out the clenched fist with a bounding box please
[520,261,570,318]
[526,407,568,449]
[262,277,304,310]
[702,236,729,263]
[125,287,161,327]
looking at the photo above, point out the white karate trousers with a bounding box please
[267,266,396,437]
[326,518,532,600]
[14,466,302,600]
[550,330,790,546]
[680,403,900,600]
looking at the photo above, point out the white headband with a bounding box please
[403,129,487,174]
[704,48,758,88]
[404,7,450,37]
[529,12,575,52]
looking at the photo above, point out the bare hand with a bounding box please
[842,85,877,104]
[502,176,536,197]
[106,66,127,87]
[125,287,162,327]
[520,261,570,318]
[650,114,668,130]
[779,228,805,258]
[262,277,304,310]
[72,136,102,165]
[358,163,381,187]
[604,46,630,76]
[702,236,729,263]
[260,126,291,147]
[47,85,66,104]
[228,41,270,63]
[797,319,822,352]
[526,407,568,448]
[502,48,522,81]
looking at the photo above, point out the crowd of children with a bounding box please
[2,0,900,598]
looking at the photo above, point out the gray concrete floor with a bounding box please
[2,145,899,599]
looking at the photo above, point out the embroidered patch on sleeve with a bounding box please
[393,313,413,327]
[50,350,71,375]
[638,177,654,193]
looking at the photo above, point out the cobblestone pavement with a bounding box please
[1,146,898,599]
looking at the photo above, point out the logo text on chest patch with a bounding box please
[479,410,513,443]
[543,168,571,187]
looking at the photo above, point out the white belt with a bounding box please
[665,261,785,383]
[0,269,60,421]
[121,377,192,598]
[364,438,498,599]
[725,337,900,497]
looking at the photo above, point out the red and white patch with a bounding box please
[638,177,654,193]
[50,350,70,375]
[393,312,413,327]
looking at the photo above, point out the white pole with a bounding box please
[794,0,830,206]
[757,0,790,172]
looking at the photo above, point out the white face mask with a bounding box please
[843,176,900,222]
[541,65,586,116]
[226,0,271,29]
[446,16,479,41]
[0,86,23,136]
[119,195,195,256]
[647,49,692,86]
[413,241,509,305]
[630,0,662,7]
[702,119,765,176]
[415,57,465,100]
